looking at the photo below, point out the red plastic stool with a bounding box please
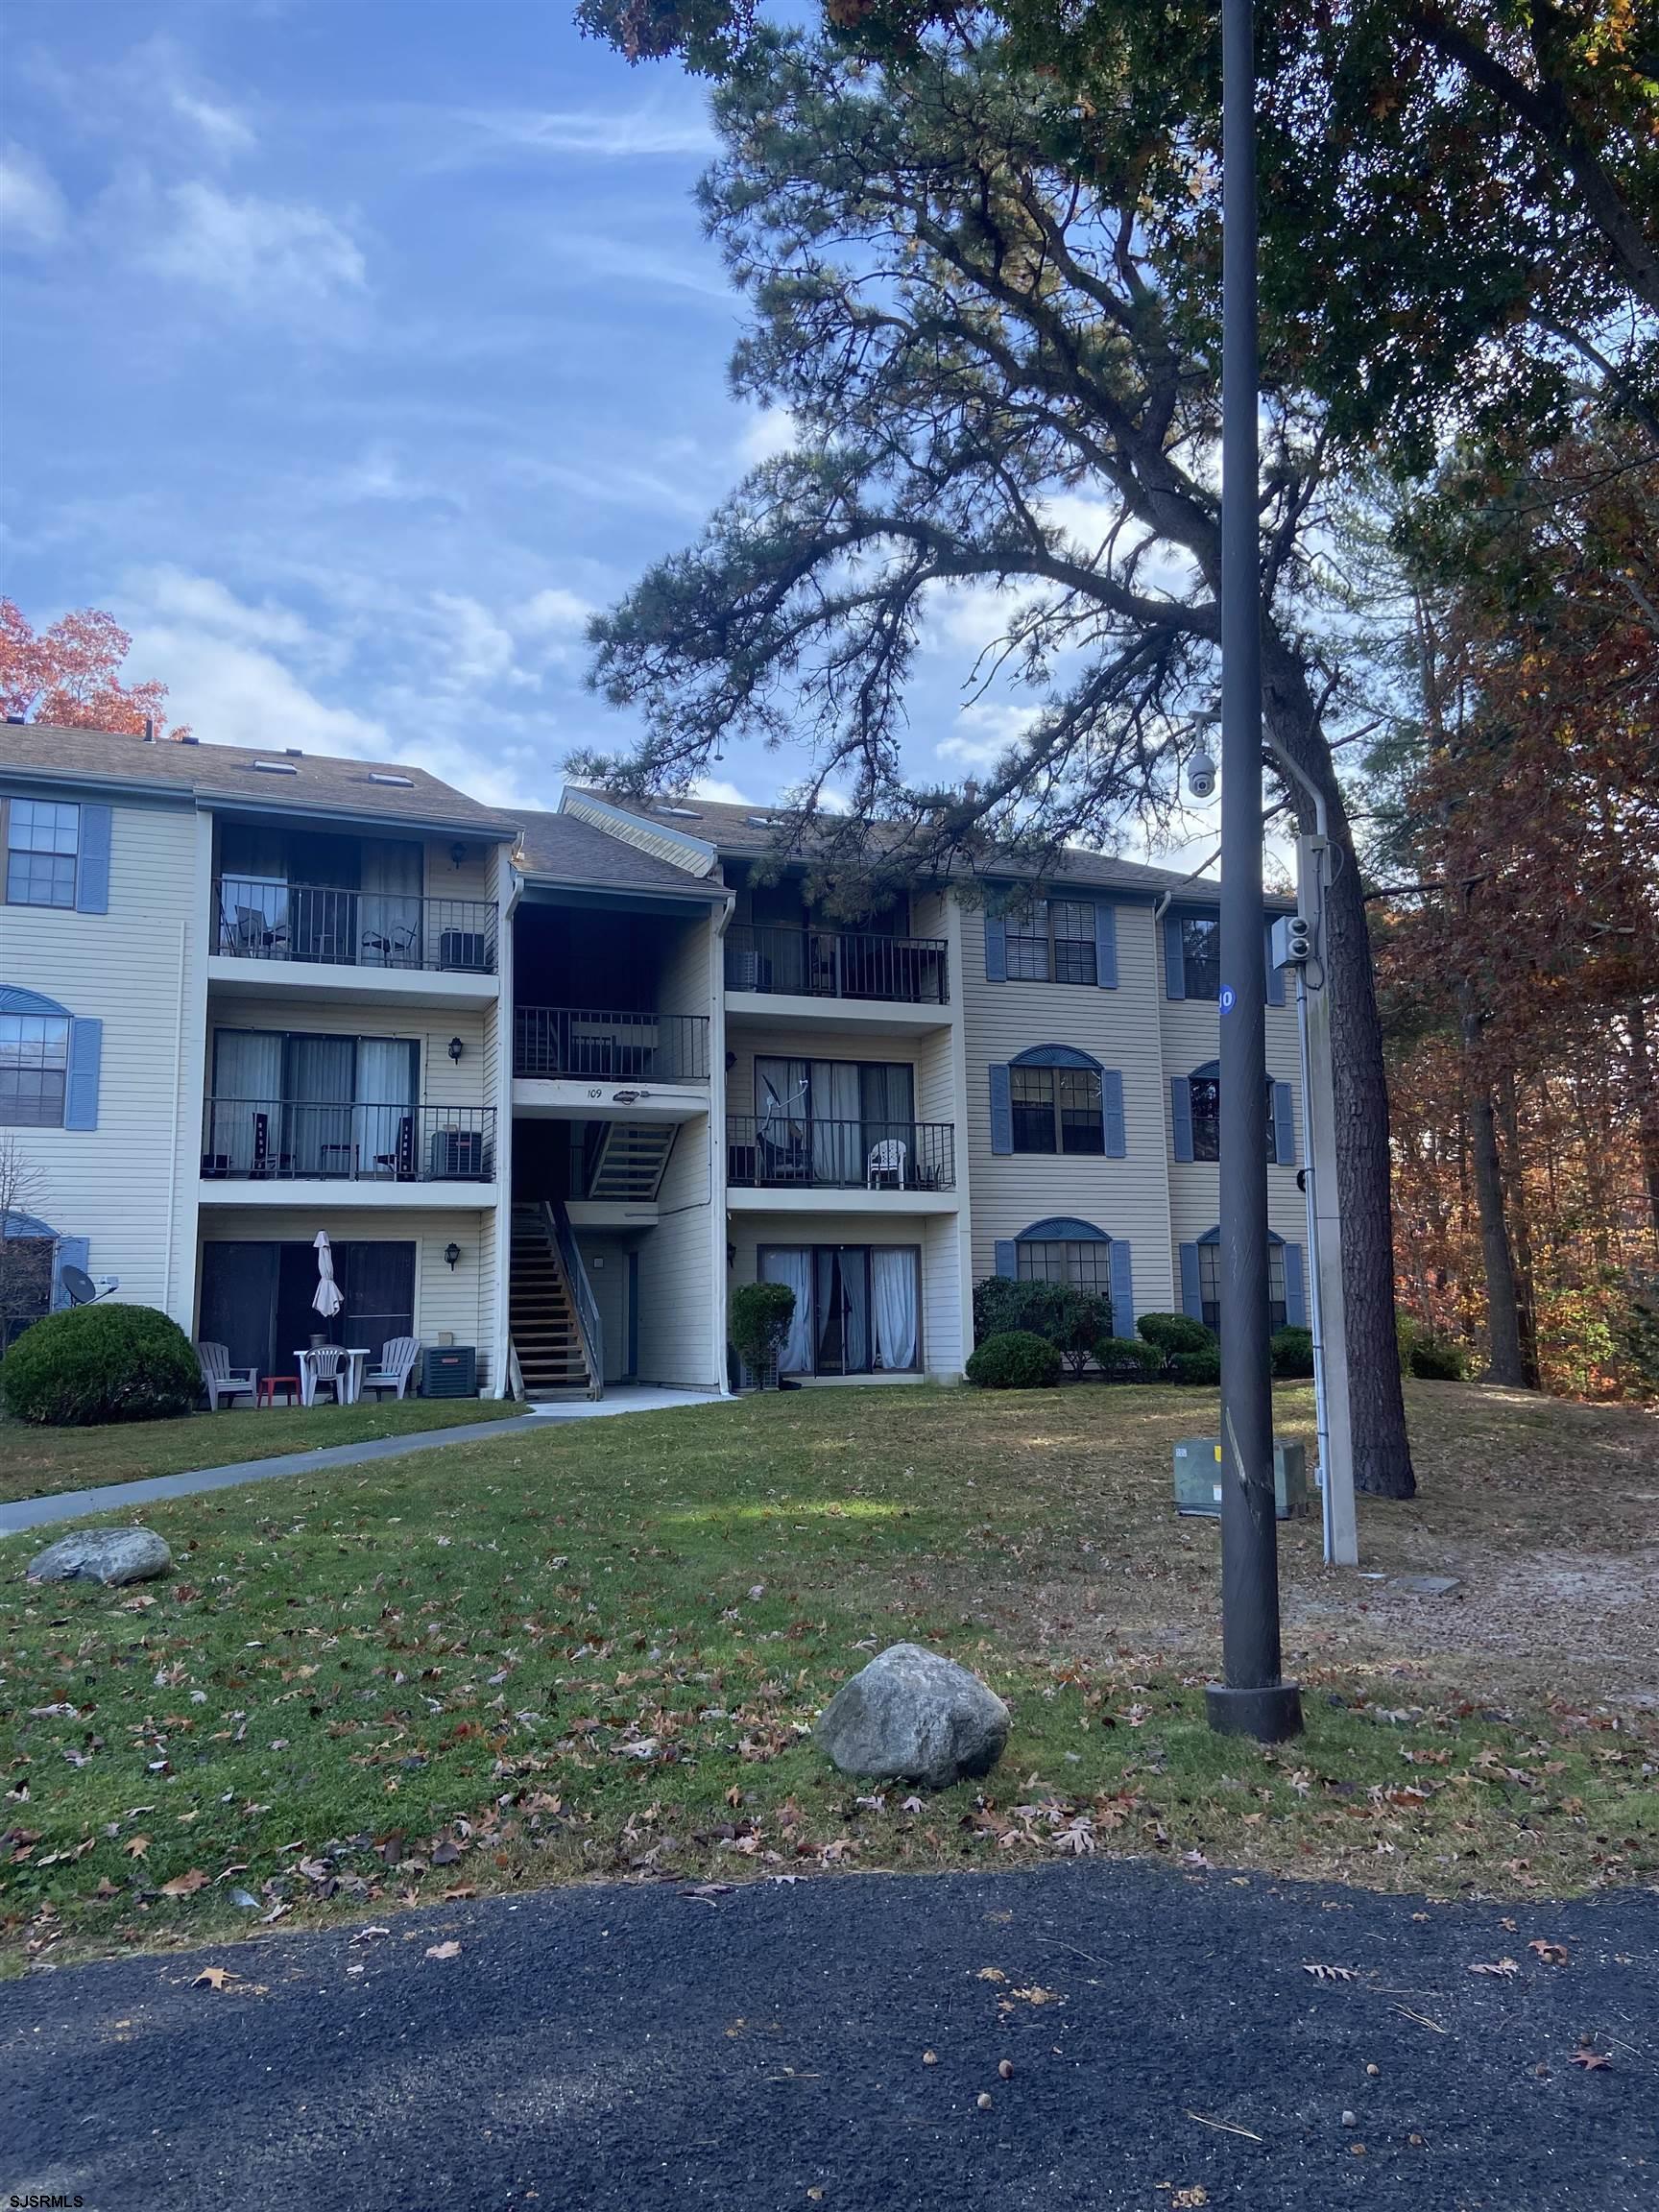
[259,1374,301,1407]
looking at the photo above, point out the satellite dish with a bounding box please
[60,1264,98,1307]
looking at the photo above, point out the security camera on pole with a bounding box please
[1205,0,1302,1744]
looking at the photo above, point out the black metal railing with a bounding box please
[214,878,499,974]
[724,924,948,1004]
[201,1100,496,1182]
[513,1007,709,1083]
[725,1116,954,1191]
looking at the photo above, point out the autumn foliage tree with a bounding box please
[0,600,187,740]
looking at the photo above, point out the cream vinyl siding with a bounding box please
[958,892,1174,1320]
[632,1113,719,1387]
[1156,918,1308,1293]
[658,908,717,1026]
[728,1210,948,1378]
[195,1202,497,1387]
[2,792,206,1332]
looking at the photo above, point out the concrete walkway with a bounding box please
[0,1386,722,1538]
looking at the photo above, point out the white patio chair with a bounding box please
[867,1139,907,1189]
[197,1340,258,1411]
[308,1345,348,1405]
[363,1335,421,1401]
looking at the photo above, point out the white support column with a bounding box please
[490,852,519,1396]
[709,891,735,1393]
[944,895,974,1380]
[1298,833,1358,1566]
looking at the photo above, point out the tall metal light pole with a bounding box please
[1206,0,1304,1744]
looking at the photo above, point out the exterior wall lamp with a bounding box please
[447,1036,464,1062]
[449,842,467,870]
[444,1242,461,1271]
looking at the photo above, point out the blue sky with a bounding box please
[0,0,1226,865]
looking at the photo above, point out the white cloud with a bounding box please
[737,407,797,469]
[689,777,753,806]
[169,86,255,160]
[935,701,1039,772]
[515,587,595,637]
[128,565,311,649]
[136,180,366,312]
[128,621,389,760]
[0,143,67,251]
[431,592,531,692]
[452,104,716,161]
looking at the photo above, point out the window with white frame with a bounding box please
[1017,1238,1110,1290]
[1010,1063,1104,1154]
[1004,898,1097,985]
[5,801,80,909]
[0,1014,70,1125]
[1197,1241,1287,1333]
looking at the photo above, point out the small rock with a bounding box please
[976,2093,994,2111]
[923,2051,938,2067]
[28,1527,172,1588]
[815,1643,1010,1788]
[1341,2110,1357,2128]
[998,2059,1014,2080]
[1366,2063,1380,2078]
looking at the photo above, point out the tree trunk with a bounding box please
[1460,996,1528,1386]
[1630,1000,1659,1258]
[1262,634,1416,1498]
[1495,1071,1543,1389]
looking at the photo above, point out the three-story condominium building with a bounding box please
[1,726,1308,1397]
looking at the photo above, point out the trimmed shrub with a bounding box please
[1055,1290,1113,1377]
[966,1331,1062,1389]
[1094,1334,1164,1382]
[1,1302,200,1427]
[729,1281,796,1386]
[1169,1345,1221,1386]
[973,1278,1114,1374]
[1408,1335,1465,1382]
[1270,1326,1316,1379]
[1137,1310,1216,1358]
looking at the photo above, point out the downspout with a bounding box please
[710,887,736,1395]
[493,854,524,1397]
[164,918,185,1311]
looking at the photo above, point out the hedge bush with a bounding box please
[1408,1334,1465,1382]
[1,1302,201,1427]
[965,1331,1062,1389]
[974,1277,1111,1352]
[1170,1345,1222,1386]
[1137,1311,1216,1358]
[729,1282,797,1385]
[1094,1334,1164,1382]
[1270,1326,1316,1379]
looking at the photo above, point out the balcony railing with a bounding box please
[725,924,948,1005]
[202,1100,496,1183]
[214,878,499,974]
[514,1008,710,1083]
[726,1116,955,1192]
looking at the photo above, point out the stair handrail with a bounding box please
[546,1198,604,1398]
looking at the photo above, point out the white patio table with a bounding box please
[294,1349,373,1407]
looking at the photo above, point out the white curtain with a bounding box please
[209,1030,283,1172]
[757,1057,809,1182]
[360,840,422,969]
[355,1038,416,1176]
[810,1060,861,1185]
[760,1248,813,1375]
[287,1035,354,1174]
[873,1248,919,1372]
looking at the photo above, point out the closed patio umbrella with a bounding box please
[312,1231,344,1319]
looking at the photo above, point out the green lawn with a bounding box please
[1,1381,1653,1970]
[0,1396,522,1503]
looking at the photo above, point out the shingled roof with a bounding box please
[513,805,727,899]
[0,725,520,839]
[575,790,1252,906]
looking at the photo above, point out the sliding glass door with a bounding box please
[211,1030,418,1178]
[757,1245,921,1375]
[754,1058,916,1189]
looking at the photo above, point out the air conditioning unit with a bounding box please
[422,1345,476,1397]
[727,949,774,992]
[429,1128,487,1178]
[440,928,489,971]
[1173,1436,1310,1520]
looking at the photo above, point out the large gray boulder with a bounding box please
[28,1527,173,1587]
[816,1642,1010,1789]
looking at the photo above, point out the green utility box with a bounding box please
[1173,1436,1310,1520]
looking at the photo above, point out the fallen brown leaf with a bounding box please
[1468,1959,1521,1980]
[159,1868,209,1898]
[424,1939,462,1960]
[1303,1964,1361,1983]
[1571,2049,1612,2071]
[1527,1940,1570,1965]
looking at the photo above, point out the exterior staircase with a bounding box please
[509,1203,600,1399]
[586,1121,677,1202]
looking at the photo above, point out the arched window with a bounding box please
[994,1218,1134,1325]
[1181,1227,1305,1334]
[991,1046,1126,1159]
[1171,1061,1294,1166]
[0,986,100,1131]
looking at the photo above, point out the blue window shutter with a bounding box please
[75,804,112,914]
[1284,1241,1307,1327]
[1169,1076,1194,1163]
[1163,913,1186,998]
[989,1064,1013,1155]
[984,912,1007,982]
[1108,1238,1133,1334]
[1094,902,1118,988]
[1101,1070,1126,1157]
[64,1018,103,1129]
[1179,1243,1203,1322]
[1264,916,1285,1006]
[1272,1080,1295,1165]
[994,1238,1018,1280]
[51,1236,89,1311]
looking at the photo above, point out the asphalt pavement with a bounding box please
[3,1861,1654,2211]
